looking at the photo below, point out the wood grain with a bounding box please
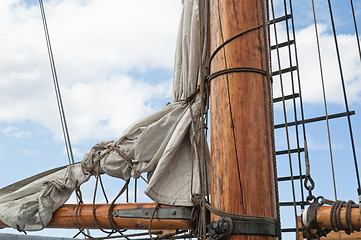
[298,215,361,239]
[209,0,276,239]
[0,203,194,230]
[316,206,361,229]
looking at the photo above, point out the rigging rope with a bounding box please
[283,0,307,209]
[198,0,208,238]
[311,0,338,202]
[270,0,300,239]
[327,0,361,196]
[261,0,282,237]
[349,0,361,61]
[196,0,281,239]
[38,0,75,165]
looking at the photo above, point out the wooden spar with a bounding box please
[0,203,194,230]
[209,0,277,240]
[0,0,276,236]
[308,206,361,229]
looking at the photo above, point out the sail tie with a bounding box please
[80,141,148,184]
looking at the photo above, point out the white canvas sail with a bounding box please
[0,0,209,231]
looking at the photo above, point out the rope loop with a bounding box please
[305,197,361,239]
[305,176,316,204]
[345,200,356,234]
[192,195,277,224]
[186,89,200,104]
[148,203,161,240]
[304,176,315,191]
[208,22,270,72]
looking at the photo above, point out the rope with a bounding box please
[330,200,345,231]
[208,22,270,71]
[282,0,308,210]
[270,0,300,239]
[206,67,268,83]
[327,0,361,197]
[107,179,131,236]
[148,203,161,240]
[192,196,277,224]
[38,8,86,236]
[335,201,345,231]
[288,0,315,217]
[111,144,149,184]
[349,0,361,61]
[74,182,94,239]
[80,141,148,184]
[38,0,75,165]
[201,1,280,238]
[259,0,282,238]
[345,200,355,234]
[316,198,361,236]
[311,0,338,204]
[321,198,360,208]
[196,0,208,239]
[93,162,116,235]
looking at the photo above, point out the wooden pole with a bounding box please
[209,0,277,239]
[314,206,360,229]
[302,205,361,239]
[0,203,194,230]
[0,1,275,236]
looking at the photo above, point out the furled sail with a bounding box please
[0,0,209,231]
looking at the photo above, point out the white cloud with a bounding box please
[1,126,31,138]
[3,0,359,145]
[62,75,172,142]
[0,0,180,143]
[296,24,361,104]
[272,23,361,105]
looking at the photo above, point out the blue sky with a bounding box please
[0,0,360,239]
[272,0,361,238]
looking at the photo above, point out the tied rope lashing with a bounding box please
[205,22,271,84]
[196,3,280,238]
[192,195,278,239]
[324,198,360,235]
[80,140,148,184]
[305,197,361,239]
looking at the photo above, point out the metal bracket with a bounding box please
[207,218,232,239]
[207,218,278,238]
[232,220,278,236]
[112,207,193,220]
[305,201,320,229]
[303,199,323,239]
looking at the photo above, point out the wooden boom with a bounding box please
[306,205,361,229]
[0,0,277,237]
[0,203,194,230]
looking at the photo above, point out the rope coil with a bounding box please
[305,197,361,239]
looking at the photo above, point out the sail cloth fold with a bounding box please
[0,0,209,231]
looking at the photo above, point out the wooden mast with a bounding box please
[209,0,277,239]
[0,0,278,237]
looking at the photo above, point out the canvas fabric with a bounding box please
[0,0,209,231]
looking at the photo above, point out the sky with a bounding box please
[0,0,360,239]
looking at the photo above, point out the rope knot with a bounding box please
[186,89,200,104]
